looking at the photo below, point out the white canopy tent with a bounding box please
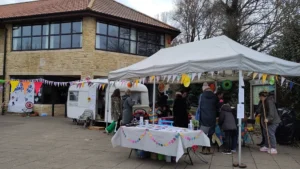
[108,35,300,166]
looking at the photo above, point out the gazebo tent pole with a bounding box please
[105,80,111,128]
[152,77,156,124]
[238,70,244,166]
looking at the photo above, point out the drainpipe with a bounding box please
[2,27,7,115]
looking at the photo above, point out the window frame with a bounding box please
[95,21,165,57]
[11,20,83,51]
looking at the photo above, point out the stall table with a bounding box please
[111,125,210,163]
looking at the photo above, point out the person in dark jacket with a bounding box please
[196,82,218,154]
[258,91,281,155]
[157,92,168,108]
[121,90,135,125]
[216,91,224,117]
[219,96,237,155]
[173,92,189,128]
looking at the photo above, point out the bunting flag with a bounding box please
[192,73,197,81]
[102,84,106,90]
[167,75,172,82]
[151,76,155,82]
[172,75,177,83]
[252,73,258,79]
[247,72,252,77]
[275,75,279,82]
[156,76,160,82]
[258,73,263,80]
[262,74,268,84]
[197,73,202,80]
[135,79,139,86]
[22,81,31,94]
[281,77,286,86]
[34,82,43,94]
[289,82,294,90]
[10,81,19,93]
[81,83,85,88]
[211,71,214,78]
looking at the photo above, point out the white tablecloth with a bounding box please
[111,125,210,162]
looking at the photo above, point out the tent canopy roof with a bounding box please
[108,36,300,80]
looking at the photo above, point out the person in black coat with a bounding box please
[173,92,188,128]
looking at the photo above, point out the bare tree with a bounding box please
[172,0,300,51]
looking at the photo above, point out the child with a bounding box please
[218,96,237,155]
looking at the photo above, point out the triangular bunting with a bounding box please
[191,73,197,81]
[172,75,177,83]
[253,73,258,79]
[197,73,202,80]
[10,81,19,93]
[258,73,262,80]
[22,81,31,94]
[247,72,253,77]
[167,75,172,82]
[34,82,43,94]
[262,74,267,84]
[281,77,285,86]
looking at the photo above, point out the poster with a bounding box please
[252,85,275,105]
[8,82,34,113]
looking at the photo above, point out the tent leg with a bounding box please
[152,77,156,124]
[234,70,247,168]
[105,81,111,128]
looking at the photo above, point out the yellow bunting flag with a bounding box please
[102,84,106,90]
[10,80,19,93]
[135,79,139,86]
[262,74,267,84]
[22,81,31,94]
[252,73,258,79]
[81,83,84,88]
[275,75,279,81]
[151,76,155,82]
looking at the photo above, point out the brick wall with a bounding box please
[0,16,172,116]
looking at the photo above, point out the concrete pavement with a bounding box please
[0,116,299,169]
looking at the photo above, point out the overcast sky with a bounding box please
[0,0,174,17]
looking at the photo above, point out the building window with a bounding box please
[96,22,165,56]
[12,21,82,51]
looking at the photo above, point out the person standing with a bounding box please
[196,82,218,154]
[111,89,122,130]
[182,91,191,112]
[258,91,281,154]
[121,90,135,125]
[157,92,168,108]
[173,92,189,128]
[216,91,224,117]
[255,101,265,146]
[218,97,237,155]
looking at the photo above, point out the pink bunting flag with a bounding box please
[34,82,43,94]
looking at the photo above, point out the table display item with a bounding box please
[150,153,157,160]
[157,154,165,161]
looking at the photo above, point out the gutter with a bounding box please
[2,26,7,115]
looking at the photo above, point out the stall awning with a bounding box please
[109,36,300,80]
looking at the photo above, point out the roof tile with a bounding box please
[0,0,179,32]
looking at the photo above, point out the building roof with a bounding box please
[0,0,179,33]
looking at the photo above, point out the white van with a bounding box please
[67,79,149,124]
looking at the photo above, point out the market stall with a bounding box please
[108,35,300,167]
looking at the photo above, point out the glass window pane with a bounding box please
[130,28,136,40]
[147,44,160,56]
[120,27,130,39]
[50,35,60,49]
[61,35,71,48]
[138,31,147,42]
[42,36,49,49]
[22,26,31,36]
[61,22,71,34]
[32,25,42,36]
[130,41,136,54]
[119,39,129,53]
[13,26,21,37]
[12,38,21,50]
[97,23,107,35]
[43,25,49,35]
[137,42,147,56]
[22,37,31,50]
[50,23,60,34]
[107,37,118,51]
[32,37,41,49]
[108,25,118,37]
[96,35,107,50]
[72,22,82,33]
[160,34,164,46]
[72,34,82,48]
[148,33,160,44]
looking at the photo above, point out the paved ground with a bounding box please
[0,116,299,169]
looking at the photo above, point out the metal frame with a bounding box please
[11,21,83,51]
[95,21,165,57]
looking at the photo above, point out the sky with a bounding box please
[0,0,174,18]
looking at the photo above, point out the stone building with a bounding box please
[0,0,180,116]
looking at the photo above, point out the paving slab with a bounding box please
[0,116,300,169]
